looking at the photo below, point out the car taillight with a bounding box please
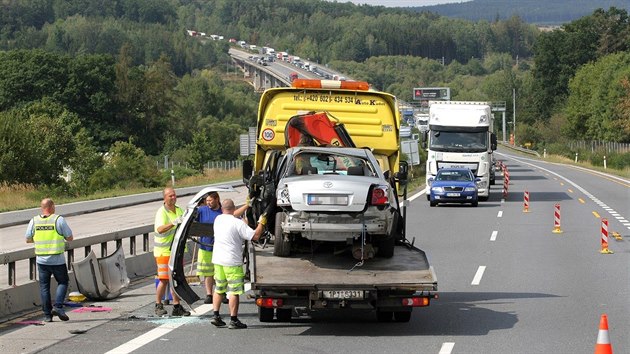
[256,298,284,308]
[370,186,388,206]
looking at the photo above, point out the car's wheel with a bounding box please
[258,307,274,322]
[378,236,395,258]
[472,201,478,207]
[276,308,292,322]
[393,311,412,322]
[273,213,291,257]
[376,310,393,322]
[479,196,489,202]
[426,194,430,201]
[430,201,437,207]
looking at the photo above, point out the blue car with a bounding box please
[429,168,479,207]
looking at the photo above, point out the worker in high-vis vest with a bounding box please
[25,198,73,322]
[153,187,190,317]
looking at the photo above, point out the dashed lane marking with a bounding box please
[593,211,601,218]
[490,231,498,241]
[471,266,486,285]
[578,198,585,204]
[439,342,455,354]
[497,211,503,218]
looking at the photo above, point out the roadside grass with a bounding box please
[499,146,630,179]
[0,168,242,212]
[542,154,630,178]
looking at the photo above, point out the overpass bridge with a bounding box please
[229,48,337,91]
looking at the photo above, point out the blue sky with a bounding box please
[332,0,469,7]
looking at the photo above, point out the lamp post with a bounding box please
[512,88,516,146]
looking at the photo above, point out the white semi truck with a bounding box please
[423,101,497,200]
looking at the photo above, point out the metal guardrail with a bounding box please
[3,225,153,287]
[499,142,541,157]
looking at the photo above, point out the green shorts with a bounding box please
[213,265,245,296]
[196,249,214,277]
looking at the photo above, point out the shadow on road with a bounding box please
[281,291,559,336]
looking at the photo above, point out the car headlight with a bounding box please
[276,187,290,206]
[431,187,444,193]
[476,181,487,188]
[464,186,476,192]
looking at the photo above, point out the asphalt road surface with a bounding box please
[1,151,628,354]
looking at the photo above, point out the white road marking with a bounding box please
[490,231,498,241]
[471,266,486,285]
[409,187,428,202]
[105,304,213,354]
[496,153,630,231]
[439,342,455,354]
[497,211,503,218]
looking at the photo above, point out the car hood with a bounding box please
[431,180,476,188]
[280,174,384,212]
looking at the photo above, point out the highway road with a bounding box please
[1,150,628,353]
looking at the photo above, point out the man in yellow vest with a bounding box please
[154,187,190,317]
[25,198,73,322]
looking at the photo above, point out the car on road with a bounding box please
[428,168,479,207]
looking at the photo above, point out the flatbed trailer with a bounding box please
[246,242,438,323]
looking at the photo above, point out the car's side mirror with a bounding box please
[421,131,428,149]
[491,133,497,151]
[394,161,409,185]
[242,160,253,184]
[428,177,434,186]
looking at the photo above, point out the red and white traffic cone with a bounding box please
[523,190,530,213]
[600,218,613,254]
[502,168,509,199]
[552,203,562,233]
[594,314,613,354]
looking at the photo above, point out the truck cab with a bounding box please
[243,79,407,259]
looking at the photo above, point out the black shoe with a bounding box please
[222,296,229,304]
[204,295,213,304]
[155,303,167,316]
[52,307,69,321]
[44,315,53,322]
[211,316,226,327]
[171,304,190,317]
[228,319,247,329]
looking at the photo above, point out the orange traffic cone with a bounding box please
[594,314,613,354]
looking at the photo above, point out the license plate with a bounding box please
[322,290,364,299]
[307,195,348,205]
[446,192,460,197]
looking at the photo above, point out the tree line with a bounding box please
[0,0,629,197]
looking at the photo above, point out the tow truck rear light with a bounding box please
[292,79,370,91]
[256,298,284,308]
[370,186,389,206]
[401,297,430,307]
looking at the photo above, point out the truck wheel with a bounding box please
[472,201,478,207]
[479,196,489,202]
[273,213,291,257]
[276,308,292,322]
[378,236,395,258]
[393,311,412,322]
[376,310,392,322]
[258,307,274,322]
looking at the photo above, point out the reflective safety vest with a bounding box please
[33,214,65,255]
[154,205,183,257]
